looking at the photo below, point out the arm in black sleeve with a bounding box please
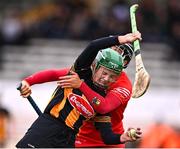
[94,114,123,145]
[74,36,119,70]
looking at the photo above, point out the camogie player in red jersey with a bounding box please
[66,72,132,148]
[58,44,135,148]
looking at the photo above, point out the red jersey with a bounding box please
[75,71,132,148]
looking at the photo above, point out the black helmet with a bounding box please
[115,43,134,68]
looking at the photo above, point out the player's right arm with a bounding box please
[19,68,69,98]
[58,71,132,114]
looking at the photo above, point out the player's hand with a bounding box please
[120,127,142,143]
[19,80,32,98]
[118,31,142,44]
[58,71,83,88]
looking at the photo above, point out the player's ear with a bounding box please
[91,61,97,75]
[91,61,96,70]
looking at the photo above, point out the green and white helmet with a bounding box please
[94,48,123,75]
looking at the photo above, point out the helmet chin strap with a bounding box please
[93,81,107,90]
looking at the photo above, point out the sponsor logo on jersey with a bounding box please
[68,93,95,118]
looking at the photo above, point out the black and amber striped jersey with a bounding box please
[44,67,106,132]
[44,86,94,132]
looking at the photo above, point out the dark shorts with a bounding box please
[16,114,76,148]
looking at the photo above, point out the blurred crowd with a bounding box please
[0,1,178,40]
[0,0,131,43]
[0,0,179,60]
[0,0,179,52]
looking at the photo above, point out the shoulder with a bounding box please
[108,71,132,103]
[110,71,132,91]
[119,71,132,84]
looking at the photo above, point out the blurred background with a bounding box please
[0,0,180,148]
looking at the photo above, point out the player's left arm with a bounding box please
[94,114,142,145]
[73,36,119,72]
[79,82,131,114]
[94,114,122,145]
[73,32,141,71]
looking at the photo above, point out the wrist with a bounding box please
[118,36,125,44]
[24,78,32,86]
[22,80,30,87]
[120,134,126,144]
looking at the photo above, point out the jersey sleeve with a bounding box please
[108,87,131,105]
[78,72,132,114]
[108,72,132,105]
[24,68,70,86]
